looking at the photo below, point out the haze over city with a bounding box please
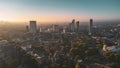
[0,0,120,68]
[0,0,120,23]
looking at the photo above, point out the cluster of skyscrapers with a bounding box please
[28,18,93,35]
[69,19,80,32]
[69,19,93,35]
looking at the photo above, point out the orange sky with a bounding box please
[0,0,120,24]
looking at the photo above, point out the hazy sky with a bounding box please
[0,0,120,23]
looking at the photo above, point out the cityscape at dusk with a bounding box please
[0,0,120,68]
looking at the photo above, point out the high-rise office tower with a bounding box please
[89,19,93,35]
[29,21,37,33]
[76,21,79,32]
[70,19,75,32]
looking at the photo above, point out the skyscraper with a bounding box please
[70,19,75,32]
[29,21,37,33]
[89,19,93,35]
[76,21,80,32]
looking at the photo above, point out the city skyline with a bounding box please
[0,0,120,23]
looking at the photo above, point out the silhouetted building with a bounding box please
[89,19,93,35]
[76,21,80,32]
[70,19,75,32]
[29,21,37,33]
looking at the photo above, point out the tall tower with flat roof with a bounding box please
[89,19,93,35]
[29,21,37,33]
[70,19,75,32]
[76,21,79,32]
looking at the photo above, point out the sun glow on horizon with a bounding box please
[0,0,120,23]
